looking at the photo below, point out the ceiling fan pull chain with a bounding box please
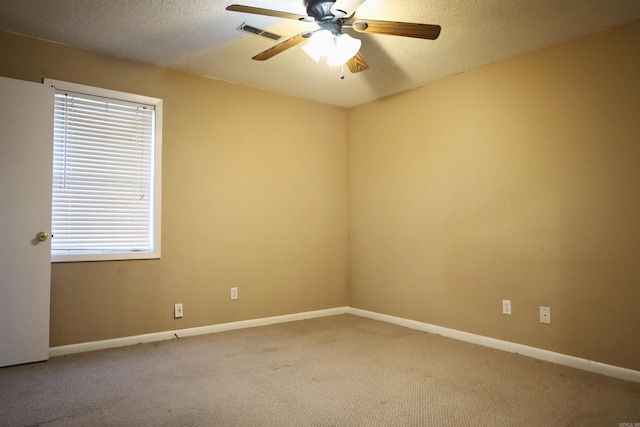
[341,63,345,80]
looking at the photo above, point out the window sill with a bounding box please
[51,250,161,263]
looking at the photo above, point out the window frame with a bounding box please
[45,79,162,263]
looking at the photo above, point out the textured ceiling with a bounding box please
[1,0,640,108]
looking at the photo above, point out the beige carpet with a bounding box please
[1,314,639,426]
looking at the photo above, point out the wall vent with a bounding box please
[237,23,282,41]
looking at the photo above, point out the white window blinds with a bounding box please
[51,89,156,255]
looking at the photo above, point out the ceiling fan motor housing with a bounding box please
[305,0,338,21]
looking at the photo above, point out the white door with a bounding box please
[0,76,54,367]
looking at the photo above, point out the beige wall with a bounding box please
[0,31,349,347]
[349,20,640,371]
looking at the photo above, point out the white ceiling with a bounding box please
[1,0,640,108]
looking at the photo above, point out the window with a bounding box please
[45,79,162,262]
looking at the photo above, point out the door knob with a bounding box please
[36,231,48,242]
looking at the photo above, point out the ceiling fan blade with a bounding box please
[331,0,367,17]
[351,20,441,40]
[252,33,309,61]
[346,52,369,73]
[226,4,312,22]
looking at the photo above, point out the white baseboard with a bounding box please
[49,306,349,358]
[49,305,640,384]
[346,307,640,384]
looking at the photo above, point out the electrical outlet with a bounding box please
[539,306,551,324]
[174,303,183,318]
[230,287,238,300]
[502,299,512,315]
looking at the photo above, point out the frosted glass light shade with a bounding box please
[327,33,361,66]
[302,30,333,63]
[302,31,361,66]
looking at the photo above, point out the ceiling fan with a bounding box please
[226,0,441,74]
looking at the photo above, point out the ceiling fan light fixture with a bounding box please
[302,30,361,66]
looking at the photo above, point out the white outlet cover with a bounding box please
[540,306,551,324]
[174,303,183,318]
[502,300,512,315]
[230,287,238,300]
